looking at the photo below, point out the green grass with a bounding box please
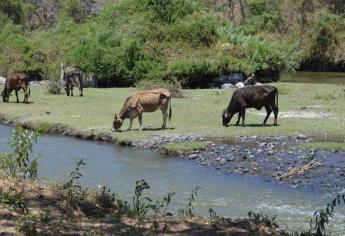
[0,83,344,146]
[300,141,345,150]
[160,141,209,154]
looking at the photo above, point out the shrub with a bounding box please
[0,127,39,180]
[178,186,200,217]
[146,0,195,24]
[168,13,219,47]
[63,159,88,211]
[0,186,27,212]
[300,13,343,70]
[47,79,63,95]
[136,77,184,98]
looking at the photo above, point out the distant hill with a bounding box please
[0,0,344,87]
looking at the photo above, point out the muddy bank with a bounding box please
[1,113,344,195]
[0,113,116,143]
[0,172,287,236]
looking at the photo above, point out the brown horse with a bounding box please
[1,73,30,104]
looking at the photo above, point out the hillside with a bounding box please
[0,0,344,87]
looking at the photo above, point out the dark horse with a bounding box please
[63,67,83,96]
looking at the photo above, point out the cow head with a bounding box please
[222,109,233,127]
[113,113,123,130]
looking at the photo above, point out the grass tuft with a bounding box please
[160,141,209,155]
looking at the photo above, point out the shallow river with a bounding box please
[0,124,344,233]
[281,72,345,84]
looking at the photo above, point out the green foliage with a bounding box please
[136,77,184,98]
[248,211,279,229]
[0,187,27,212]
[160,141,209,154]
[303,150,317,162]
[47,79,63,95]
[247,0,283,33]
[128,179,175,219]
[220,25,297,74]
[0,127,39,180]
[292,194,345,236]
[178,186,200,217]
[63,159,88,210]
[146,0,195,24]
[16,213,38,236]
[168,14,219,47]
[0,0,24,24]
[301,13,343,70]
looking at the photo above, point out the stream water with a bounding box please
[0,124,344,233]
[281,72,345,84]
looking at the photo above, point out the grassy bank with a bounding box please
[0,82,344,146]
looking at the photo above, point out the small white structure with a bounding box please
[235,82,245,88]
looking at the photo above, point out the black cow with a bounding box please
[222,85,278,127]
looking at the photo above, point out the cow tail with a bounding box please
[29,85,31,96]
[169,96,172,122]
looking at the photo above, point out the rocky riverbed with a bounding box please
[132,134,345,194]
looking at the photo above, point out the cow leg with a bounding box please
[241,108,246,126]
[263,105,272,126]
[138,113,143,131]
[161,108,168,129]
[271,104,278,126]
[235,113,241,126]
[79,85,83,97]
[128,118,133,131]
[66,84,70,96]
[15,90,19,103]
[71,85,74,96]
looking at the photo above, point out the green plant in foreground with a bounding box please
[16,213,38,236]
[303,150,317,162]
[0,187,27,212]
[129,179,175,219]
[63,159,88,210]
[307,194,345,236]
[248,211,279,229]
[0,127,39,180]
[178,186,200,217]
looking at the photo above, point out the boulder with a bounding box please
[235,82,245,88]
[221,83,235,89]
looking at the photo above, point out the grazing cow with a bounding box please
[63,66,83,96]
[222,85,278,127]
[113,89,172,131]
[1,73,30,104]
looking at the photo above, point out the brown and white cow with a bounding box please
[113,89,172,131]
[222,85,278,126]
[63,66,83,96]
[1,73,30,104]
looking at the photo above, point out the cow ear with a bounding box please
[114,113,118,120]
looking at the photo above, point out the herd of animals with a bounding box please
[1,68,279,131]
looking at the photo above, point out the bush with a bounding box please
[136,77,184,98]
[300,13,343,70]
[47,79,63,95]
[168,14,219,47]
[0,127,39,181]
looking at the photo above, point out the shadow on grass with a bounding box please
[226,124,279,127]
[113,127,175,132]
